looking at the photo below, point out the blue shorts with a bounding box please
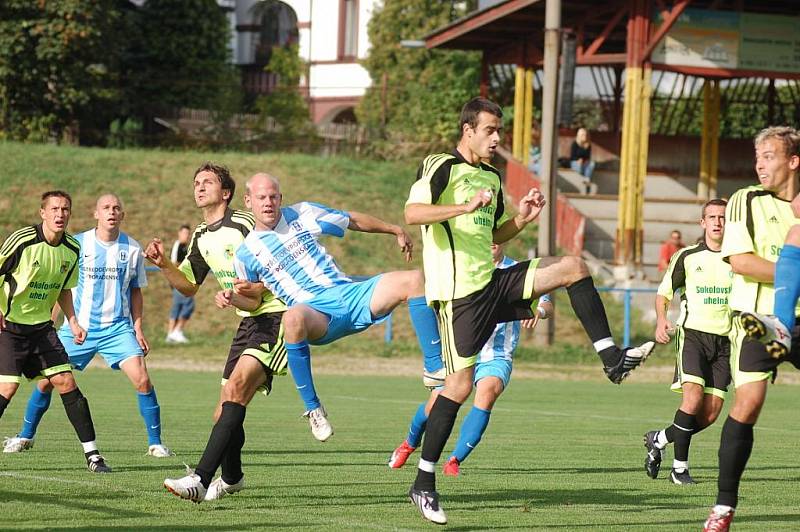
[170,289,195,320]
[307,275,389,345]
[474,358,513,389]
[58,321,143,371]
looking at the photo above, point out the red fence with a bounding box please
[504,158,586,256]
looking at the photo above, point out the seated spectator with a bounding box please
[570,127,596,193]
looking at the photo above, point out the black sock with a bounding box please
[671,410,698,463]
[717,416,754,508]
[195,402,246,488]
[60,388,96,443]
[220,425,246,485]
[0,394,9,418]
[566,276,617,365]
[413,395,462,492]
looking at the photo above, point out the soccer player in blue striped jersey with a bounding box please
[3,194,172,458]
[234,173,442,442]
[388,243,552,475]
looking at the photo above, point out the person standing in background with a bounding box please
[166,224,194,344]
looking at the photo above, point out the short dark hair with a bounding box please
[41,190,72,209]
[459,97,503,133]
[194,162,236,206]
[702,198,727,218]
[179,224,191,231]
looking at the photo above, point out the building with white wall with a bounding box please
[223,0,379,124]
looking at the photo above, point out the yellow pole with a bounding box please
[635,66,652,265]
[522,68,534,165]
[624,67,642,264]
[699,80,711,199]
[710,80,720,197]
[616,67,636,264]
[513,66,525,160]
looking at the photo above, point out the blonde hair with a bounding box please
[754,126,800,158]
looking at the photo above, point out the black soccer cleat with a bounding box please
[87,454,112,473]
[408,486,447,524]
[605,341,655,384]
[643,430,663,479]
[670,468,696,485]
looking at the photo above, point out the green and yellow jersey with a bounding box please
[406,151,509,302]
[721,184,800,315]
[657,242,732,336]
[0,225,79,326]
[180,208,285,317]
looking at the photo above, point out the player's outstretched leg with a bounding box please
[52,373,110,473]
[408,296,445,388]
[4,383,52,453]
[773,228,800,332]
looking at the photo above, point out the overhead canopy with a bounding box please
[425,0,800,79]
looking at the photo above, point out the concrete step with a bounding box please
[563,169,754,199]
[585,218,703,244]
[567,195,707,221]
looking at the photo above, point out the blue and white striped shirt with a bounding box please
[62,229,147,331]
[235,202,352,307]
[478,256,551,362]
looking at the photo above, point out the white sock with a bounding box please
[713,504,734,515]
[656,430,669,448]
[417,458,435,473]
[593,337,615,352]
[672,459,688,472]
[82,440,98,454]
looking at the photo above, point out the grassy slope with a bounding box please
[2,369,800,530]
[0,141,657,366]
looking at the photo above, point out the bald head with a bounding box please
[94,193,125,235]
[96,193,123,210]
[245,173,283,230]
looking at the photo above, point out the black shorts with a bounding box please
[0,321,72,383]
[730,315,800,387]
[671,327,731,397]
[222,312,286,395]
[435,259,538,374]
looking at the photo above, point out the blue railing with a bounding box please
[146,265,655,347]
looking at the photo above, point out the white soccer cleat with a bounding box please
[423,367,446,389]
[164,472,207,503]
[204,475,245,501]
[3,435,34,453]
[147,444,173,458]
[303,405,333,442]
[739,312,791,359]
[409,487,447,524]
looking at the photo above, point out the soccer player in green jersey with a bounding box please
[145,163,286,503]
[0,191,111,473]
[644,199,731,485]
[404,97,654,524]
[703,127,800,532]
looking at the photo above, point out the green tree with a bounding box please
[0,0,121,143]
[358,0,481,156]
[124,0,236,116]
[255,44,313,139]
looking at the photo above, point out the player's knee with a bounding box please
[37,379,54,393]
[282,309,307,338]
[563,255,589,282]
[133,376,152,393]
[786,225,800,246]
[49,372,77,393]
[0,383,19,401]
[407,269,425,295]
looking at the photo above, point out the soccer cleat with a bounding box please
[303,405,333,442]
[409,486,447,525]
[643,430,664,479]
[388,440,416,469]
[442,456,460,477]
[204,475,245,501]
[423,367,446,389]
[669,468,695,485]
[604,341,655,384]
[703,507,734,532]
[164,472,207,503]
[3,435,34,453]
[87,454,112,473]
[740,312,791,359]
[147,444,174,458]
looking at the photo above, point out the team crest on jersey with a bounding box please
[118,249,129,263]
[60,261,70,273]
[290,221,303,232]
[224,244,235,260]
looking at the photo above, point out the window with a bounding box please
[339,0,358,60]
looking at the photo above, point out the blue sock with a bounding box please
[774,244,800,330]
[137,388,162,446]
[451,406,491,463]
[19,387,52,439]
[408,296,443,373]
[406,402,429,448]
[286,341,320,410]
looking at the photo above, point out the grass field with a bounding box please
[2,366,799,530]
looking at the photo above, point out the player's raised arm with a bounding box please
[144,237,199,297]
[405,188,493,226]
[348,211,413,262]
[492,188,546,244]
